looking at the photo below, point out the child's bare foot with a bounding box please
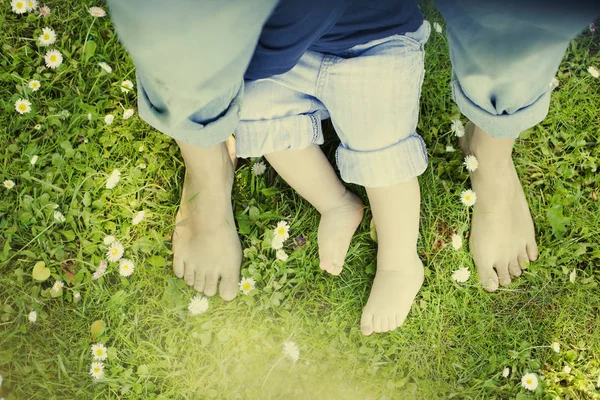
[461,123,538,291]
[172,141,242,301]
[318,191,364,275]
[360,252,424,336]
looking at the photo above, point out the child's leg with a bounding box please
[265,146,363,275]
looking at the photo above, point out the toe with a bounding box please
[183,263,195,286]
[219,274,239,301]
[329,263,343,276]
[526,242,539,262]
[194,274,205,293]
[495,263,512,286]
[395,313,406,329]
[518,251,530,270]
[379,317,389,333]
[478,263,499,292]
[373,316,384,333]
[203,272,219,297]
[508,259,521,277]
[173,255,185,278]
[360,312,374,336]
[388,317,398,332]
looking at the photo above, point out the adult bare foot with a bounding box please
[172,141,242,301]
[461,122,539,291]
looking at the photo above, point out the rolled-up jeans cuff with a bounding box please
[451,75,552,140]
[336,133,428,187]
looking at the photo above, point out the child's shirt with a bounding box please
[245,0,423,80]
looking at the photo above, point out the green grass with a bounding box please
[1,2,600,399]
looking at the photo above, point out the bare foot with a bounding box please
[172,141,242,301]
[360,253,424,336]
[318,191,364,275]
[461,122,539,291]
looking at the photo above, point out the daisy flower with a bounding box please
[445,145,455,152]
[34,124,41,130]
[451,267,471,283]
[460,189,477,207]
[73,292,81,301]
[118,259,135,277]
[502,367,510,378]
[273,221,290,242]
[11,0,27,14]
[463,155,479,172]
[52,280,64,292]
[433,22,443,34]
[131,210,145,225]
[28,79,41,91]
[276,249,288,262]
[92,260,107,280]
[28,310,37,323]
[91,343,108,361]
[451,234,462,250]
[53,210,66,222]
[103,236,116,245]
[39,5,50,16]
[3,180,15,190]
[563,365,571,374]
[106,241,124,262]
[37,27,56,46]
[271,236,284,250]
[89,362,105,379]
[26,0,37,11]
[239,277,256,295]
[521,373,538,391]
[87,113,93,121]
[188,295,209,315]
[98,62,112,74]
[551,342,560,353]
[104,114,115,125]
[88,6,106,17]
[121,80,134,93]
[282,341,300,363]
[123,108,135,120]
[15,98,32,114]
[105,169,120,189]
[451,119,465,138]
[588,66,599,79]
[44,49,63,69]
[252,161,267,176]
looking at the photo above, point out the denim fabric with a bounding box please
[105,0,278,148]
[435,0,599,138]
[237,22,430,187]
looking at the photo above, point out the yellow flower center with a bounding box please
[43,34,50,40]
[96,350,103,356]
[28,1,33,6]
[50,55,57,62]
[465,195,471,201]
[526,379,532,384]
[94,367,100,372]
[243,283,250,291]
[111,248,118,255]
[278,228,285,235]
[19,104,26,111]
[17,3,24,8]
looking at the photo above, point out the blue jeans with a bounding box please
[105,0,278,148]
[237,22,430,187]
[435,0,599,138]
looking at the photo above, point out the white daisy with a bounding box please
[104,114,115,125]
[39,5,50,16]
[28,79,41,91]
[34,124,41,130]
[91,343,108,361]
[98,62,112,74]
[588,66,599,79]
[138,144,145,152]
[53,210,66,222]
[37,27,56,46]
[451,119,465,138]
[252,161,267,176]
[123,108,135,120]
[103,236,116,245]
[273,221,290,242]
[118,259,135,277]
[106,241,124,262]
[451,234,462,250]
[52,280,64,292]
[282,341,300,363]
[11,0,27,13]
[460,189,477,207]
[271,236,284,250]
[44,49,63,69]
[3,180,15,190]
[73,291,81,301]
[87,113,93,121]
[89,362,105,379]
[563,365,571,374]
[105,169,120,189]
[28,310,37,323]
[88,6,106,17]
[521,373,538,391]
[131,210,145,225]
[15,98,32,114]
[433,22,443,34]
[239,277,256,295]
[26,0,37,11]
[92,260,107,280]
[451,267,471,283]
[276,249,289,262]
[30,155,38,165]
[121,80,134,93]
[502,367,510,378]
[551,342,560,353]
[445,145,455,152]
[463,155,479,172]
[188,295,209,315]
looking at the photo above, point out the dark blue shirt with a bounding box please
[245,0,423,80]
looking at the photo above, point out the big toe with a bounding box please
[478,263,499,292]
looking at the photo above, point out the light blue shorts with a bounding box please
[236,21,430,188]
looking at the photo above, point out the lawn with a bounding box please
[1,1,600,399]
